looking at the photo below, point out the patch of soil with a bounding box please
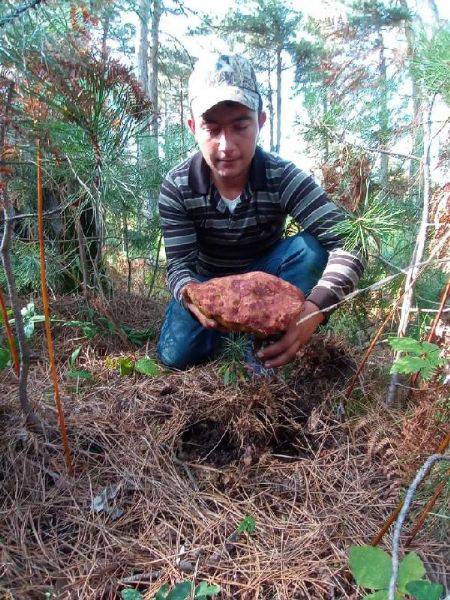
[180,420,240,467]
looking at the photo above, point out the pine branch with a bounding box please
[0,0,45,28]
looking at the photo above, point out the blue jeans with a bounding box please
[157,232,328,370]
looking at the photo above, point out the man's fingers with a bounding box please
[258,333,295,359]
[264,345,299,368]
[188,303,217,329]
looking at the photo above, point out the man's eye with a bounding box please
[235,125,249,132]
[206,128,219,136]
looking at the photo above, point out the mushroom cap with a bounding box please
[183,271,305,337]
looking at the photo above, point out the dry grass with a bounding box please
[0,294,448,599]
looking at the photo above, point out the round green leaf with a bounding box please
[349,545,392,590]
[406,580,444,600]
[364,591,403,600]
[121,589,143,600]
[154,583,170,599]
[135,357,160,377]
[195,581,221,597]
[397,552,426,593]
[166,581,193,600]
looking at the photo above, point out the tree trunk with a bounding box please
[123,213,132,293]
[323,92,329,162]
[267,59,274,152]
[377,29,389,188]
[138,0,150,96]
[399,0,422,201]
[275,45,282,153]
[427,0,439,22]
[180,76,185,152]
[150,0,162,143]
[101,10,111,61]
[386,98,434,405]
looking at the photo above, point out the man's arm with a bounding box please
[259,162,365,368]
[158,172,223,330]
[158,171,199,303]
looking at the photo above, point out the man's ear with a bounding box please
[258,110,267,130]
[187,118,196,135]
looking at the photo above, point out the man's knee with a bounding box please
[157,299,219,370]
[157,339,191,370]
[290,232,328,270]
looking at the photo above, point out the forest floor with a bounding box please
[0,291,448,599]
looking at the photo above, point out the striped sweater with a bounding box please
[158,146,365,313]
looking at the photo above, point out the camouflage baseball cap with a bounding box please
[188,53,261,119]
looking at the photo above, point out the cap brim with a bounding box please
[191,86,260,119]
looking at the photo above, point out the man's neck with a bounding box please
[212,171,248,199]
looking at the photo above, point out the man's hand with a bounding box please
[182,285,227,332]
[257,300,324,368]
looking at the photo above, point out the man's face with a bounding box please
[188,102,266,185]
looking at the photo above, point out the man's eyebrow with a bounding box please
[201,115,253,125]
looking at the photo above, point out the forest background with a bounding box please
[0,0,449,598]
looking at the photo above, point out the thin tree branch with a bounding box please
[388,454,450,600]
[0,80,37,425]
[0,0,45,28]
[386,96,435,405]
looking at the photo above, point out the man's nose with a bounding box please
[218,131,234,152]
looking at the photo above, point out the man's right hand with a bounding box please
[182,286,226,331]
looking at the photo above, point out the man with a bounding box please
[157,54,364,371]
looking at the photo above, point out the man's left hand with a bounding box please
[257,300,324,368]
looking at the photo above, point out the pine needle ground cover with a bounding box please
[0,295,447,599]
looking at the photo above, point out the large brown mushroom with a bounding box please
[183,271,305,337]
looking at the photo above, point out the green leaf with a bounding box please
[223,368,231,386]
[348,546,392,590]
[0,347,11,371]
[166,581,193,600]
[135,357,160,377]
[406,580,444,600]
[390,356,428,375]
[121,590,143,600]
[69,345,82,367]
[67,369,92,380]
[388,337,423,353]
[154,584,170,599]
[364,592,403,600]
[195,581,221,598]
[397,553,426,594]
[236,515,256,535]
[118,357,134,376]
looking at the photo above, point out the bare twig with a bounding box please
[406,466,450,547]
[37,142,73,474]
[0,81,37,425]
[372,432,450,546]
[388,454,450,600]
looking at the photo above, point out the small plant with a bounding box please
[218,334,248,386]
[236,515,256,535]
[105,355,161,377]
[121,580,221,600]
[388,337,446,380]
[349,545,444,600]
[67,345,92,380]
